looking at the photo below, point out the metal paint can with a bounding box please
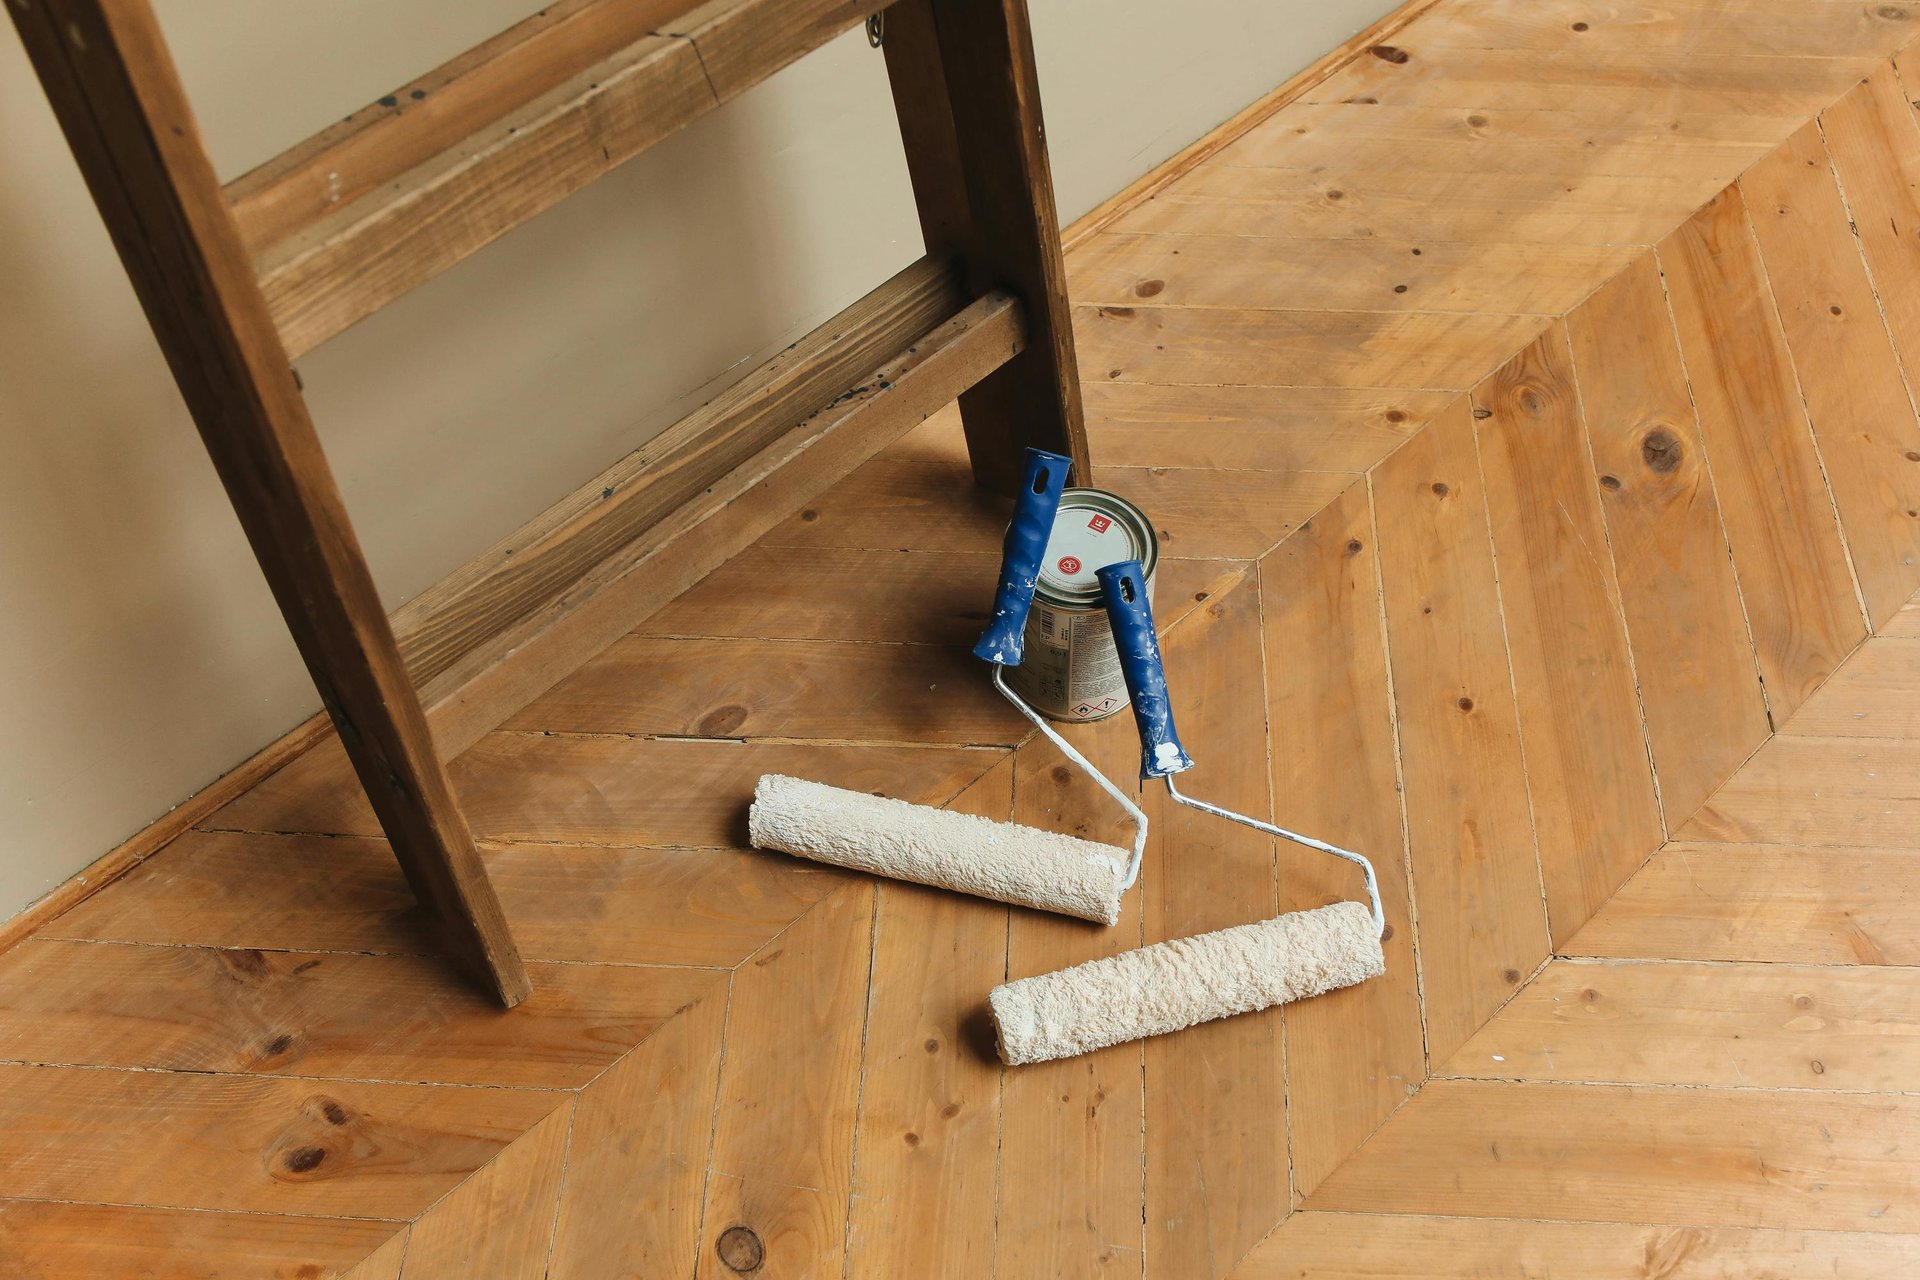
[1005,488,1159,722]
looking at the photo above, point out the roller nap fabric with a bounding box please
[748,773,1130,925]
[987,899,1385,1064]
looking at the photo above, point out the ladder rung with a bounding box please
[231,0,888,358]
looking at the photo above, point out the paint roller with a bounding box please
[748,448,1147,924]
[987,559,1388,1065]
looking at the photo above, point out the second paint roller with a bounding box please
[987,559,1389,1065]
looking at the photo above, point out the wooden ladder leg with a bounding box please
[882,0,1093,496]
[10,0,532,1006]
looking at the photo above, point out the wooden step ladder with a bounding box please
[10,0,1090,1005]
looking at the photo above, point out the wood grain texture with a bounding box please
[1311,1079,1920,1233]
[637,545,1234,646]
[696,885,876,1279]
[1569,841,1920,965]
[509,635,1021,743]
[1659,184,1866,717]
[0,939,718,1087]
[211,733,997,847]
[1068,232,1638,316]
[1260,484,1423,1199]
[1680,734,1920,848]
[1075,304,1544,390]
[1372,402,1549,1061]
[1444,957,1920,1092]
[766,457,1352,561]
[1564,252,1770,824]
[1741,121,1920,628]
[1112,164,1728,245]
[1785,635,1920,737]
[547,984,729,1279]
[1307,46,1873,115]
[0,1200,402,1280]
[45,828,841,970]
[401,1101,571,1279]
[844,758,1012,1280]
[0,1062,564,1216]
[342,1234,410,1280]
[1822,63,1920,402]
[1471,323,1663,943]
[1218,102,1792,179]
[1233,1212,1920,1280]
[1401,0,1920,59]
[1080,382,1441,472]
[1140,578,1285,1277]
[995,709,1146,1280]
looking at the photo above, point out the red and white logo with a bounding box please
[1087,514,1112,533]
[1057,555,1083,575]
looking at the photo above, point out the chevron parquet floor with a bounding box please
[8,0,1920,1275]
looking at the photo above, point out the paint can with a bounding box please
[1004,488,1159,722]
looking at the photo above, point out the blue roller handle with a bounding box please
[972,448,1073,666]
[1097,560,1195,780]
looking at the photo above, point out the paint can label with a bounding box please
[1005,488,1158,722]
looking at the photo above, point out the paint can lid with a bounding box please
[1035,488,1159,607]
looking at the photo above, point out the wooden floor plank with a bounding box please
[1681,733,1920,848]
[1444,957,1920,1092]
[1742,120,1920,628]
[1081,383,1440,473]
[0,939,717,1088]
[995,709,1146,1280]
[1371,401,1550,1061]
[1306,46,1873,115]
[547,984,729,1280]
[1231,1211,1920,1280]
[1112,164,1726,245]
[1569,841,1920,965]
[638,546,1233,646]
[1564,251,1771,824]
[0,1200,403,1280]
[508,637,1021,745]
[341,1231,410,1280]
[1471,322,1664,943]
[1075,304,1545,391]
[1069,233,1638,316]
[212,734,998,847]
[763,457,1353,562]
[845,758,1011,1280]
[1785,635,1920,737]
[400,1101,571,1280]
[1139,576,1285,1277]
[44,830,842,970]
[1401,0,1920,60]
[1660,183,1867,718]
[1260,484,1424,1199]
[0,1063,565,1217]
[1310,1078,1920,1232]
[696,885,875,1280]
[1822,64,1920,406]
[1220,103,1796,180]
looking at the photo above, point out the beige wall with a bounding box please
[0,0,1397,919]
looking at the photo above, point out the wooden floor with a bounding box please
[11,0,1920,1275]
